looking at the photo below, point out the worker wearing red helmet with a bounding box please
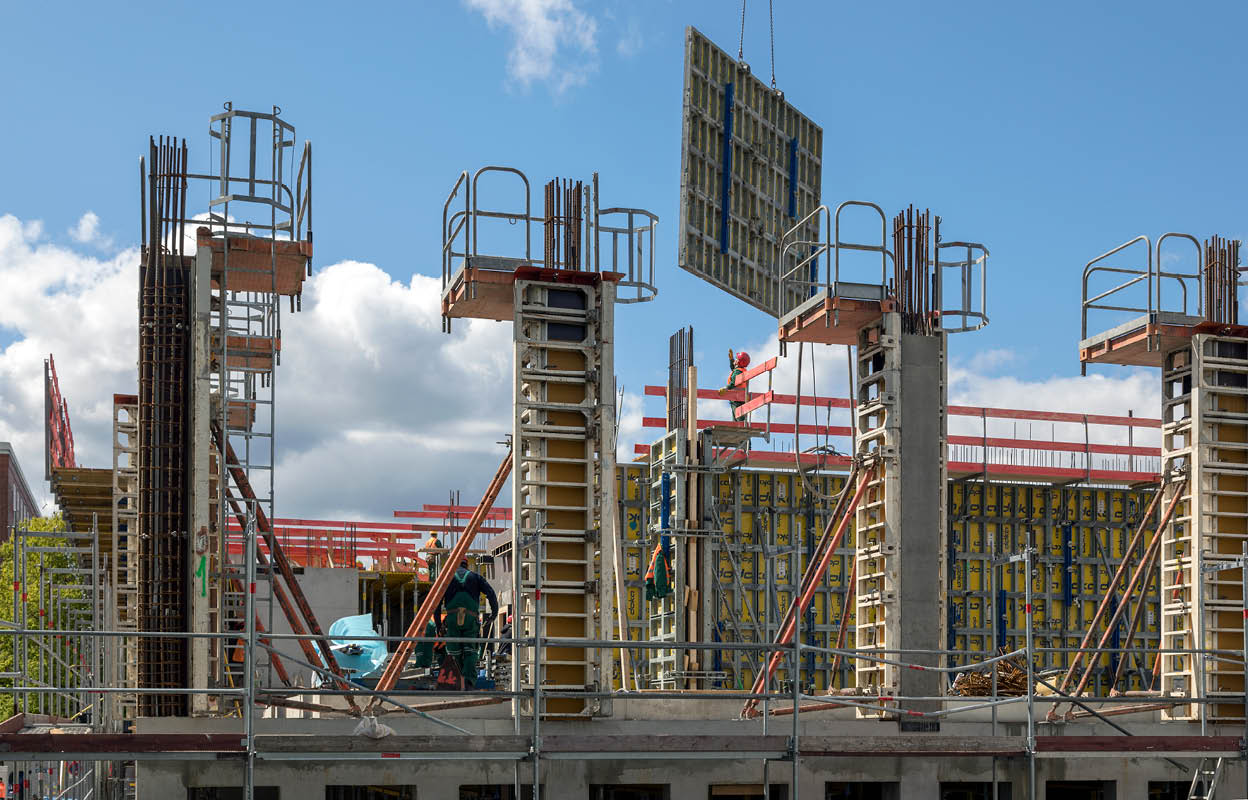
[717,349,750,416]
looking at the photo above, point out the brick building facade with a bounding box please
[0,442,38,538]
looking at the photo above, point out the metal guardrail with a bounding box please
[439,166,658,306]
[779,201,989,333]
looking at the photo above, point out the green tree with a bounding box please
[0,513,90,719]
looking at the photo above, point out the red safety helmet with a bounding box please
[735,352,750,369]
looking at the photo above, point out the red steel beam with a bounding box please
[641,416,1159,458]
[641,417,850,437]
[419,504,514,518]
[735,356,779,383]
[733,390,774,419]
[644,385,1162,427]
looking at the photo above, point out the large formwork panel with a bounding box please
[513,278,611,718]
[947,482,1160,693]
[617,463,650,649]
[615,461,853,692]
[678,26,823,316]
[1160,336,1248,723]
[645,431,685,688]
[616,470,1163,701]
[709,468,852,693]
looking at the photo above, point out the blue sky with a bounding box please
[0,0,1242,517]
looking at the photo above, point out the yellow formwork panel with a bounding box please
[620,465,1160,695]
[948,480,1161,690]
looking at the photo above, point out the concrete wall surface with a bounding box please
[139,754,1246,800]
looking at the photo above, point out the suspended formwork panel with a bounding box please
[677,25,823,317]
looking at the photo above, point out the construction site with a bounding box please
[2,20,1247,800]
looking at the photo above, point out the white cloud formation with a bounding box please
[0,213,520,521]
[68,212,102,244]
[464,0,599,93]
[616,17,643,57]
[0,214,138,513]
[275,261,516,519]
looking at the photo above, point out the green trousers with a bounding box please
[446,606,480,683]
[413,619,439,669]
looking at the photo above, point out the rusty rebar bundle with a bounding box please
[1204,235,1240,325]
[891,206,935,335]
[543,178,584,270]
[137,136,191,716]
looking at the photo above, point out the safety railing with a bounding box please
[440,165,659,304]
[206,104,300,237]
[597,206,659,303]
[1077,232,1248,368]
[778,202,990,334]
[777,201,892,320]
[294,140,313,244]
[1081,235,1154,350]
[936,240,990,332]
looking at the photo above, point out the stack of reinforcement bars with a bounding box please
[137,136,191,716]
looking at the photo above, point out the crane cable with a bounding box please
[738,0,747,60]
[769,0,777,88]
[794,342,842,503]
[738,0,778,88]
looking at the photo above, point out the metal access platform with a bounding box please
[440,167,657,330]
[776,201,988,346]
[1079,233,1244,372]
[197,227,311,296]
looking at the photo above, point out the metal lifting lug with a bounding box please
[584,579,598,594]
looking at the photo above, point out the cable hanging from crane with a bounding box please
[737,0,779,88]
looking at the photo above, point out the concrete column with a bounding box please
[896,330,947,712]
[188,243,214,713]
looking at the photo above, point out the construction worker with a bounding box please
[717,349,750,417]
[644,538,673,600]
[437,558,499,689]
[412,589,445,671]
[423,533,443,581]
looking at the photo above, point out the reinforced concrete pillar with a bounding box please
[188,244,214,713]
[854,311,947,716]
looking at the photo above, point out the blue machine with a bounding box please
[324,614,388,685]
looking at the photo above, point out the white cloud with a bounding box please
[0,213,517,522]
[68,212,102,244]
[275,260,516,518]
[0,214,138,513]
[616,17,642,57]
[464,0,599,93]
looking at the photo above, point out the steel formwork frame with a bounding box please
[512,274,615,719]
[1160,335,1248,724]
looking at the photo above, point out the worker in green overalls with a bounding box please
[438,558,500,689]
[412,617,441,670]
